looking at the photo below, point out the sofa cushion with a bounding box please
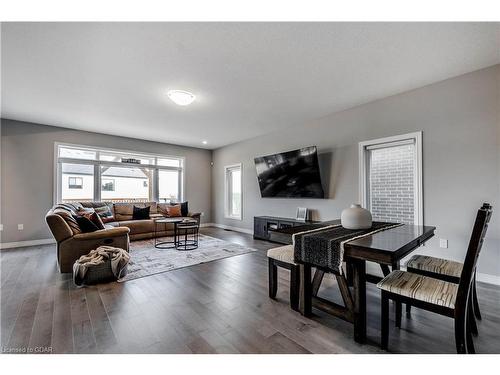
[118,219,154,235]
[146,201,158,214]
[80,201,112,210]
[113,203,134,221]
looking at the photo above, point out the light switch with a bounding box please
[439,238,448,249]
[18,224,24,231]
[0,224,3,231]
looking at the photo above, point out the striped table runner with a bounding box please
[293,222,403,274]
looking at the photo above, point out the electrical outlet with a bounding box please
[201,212,205,217]
[18,224,24,231]
[439,238,448,249]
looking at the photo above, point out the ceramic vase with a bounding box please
[341,204,372,229]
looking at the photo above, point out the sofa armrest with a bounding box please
[72,227,130,241]
[46,213,73,242]
[189,212,201,218]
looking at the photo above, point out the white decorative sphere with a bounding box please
[341,204,372,230]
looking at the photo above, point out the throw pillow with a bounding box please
[166,204,182,217]
[180,201,188,217]
[94,205,115,223]
[74,215,100,233]
[133,205,150,220]
[170,201,188,216]
[78,211,105,230]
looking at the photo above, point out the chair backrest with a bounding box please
[455,203,493,313]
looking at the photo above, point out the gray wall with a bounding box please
[212,65,500,280]
[0,119,212,243]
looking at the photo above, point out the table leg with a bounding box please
[311,269,325,297]
[392,261,402,328]
[352,259,367,344]
[299,264,312,317]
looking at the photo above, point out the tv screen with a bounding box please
[254,146,325,198]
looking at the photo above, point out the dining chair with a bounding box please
[267,245,300,311]
[377,204,492,353]
[404,203,491,333]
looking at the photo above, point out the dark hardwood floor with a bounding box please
[1,227,499,354]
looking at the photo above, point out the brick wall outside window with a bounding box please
[368,144,415,224]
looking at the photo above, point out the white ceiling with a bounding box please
[2,22,499,149]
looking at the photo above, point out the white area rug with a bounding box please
[118,234,257,282]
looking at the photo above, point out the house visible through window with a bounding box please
[56,144,184,203]
[68,177,83,189]
[101,179,115,191]
[224,164,242,220]
[359,132,422,225]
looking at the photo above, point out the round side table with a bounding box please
[176,219,200,251]
[154,217,183,249]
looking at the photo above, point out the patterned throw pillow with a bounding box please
[94,205,115,223]
[166,204,182,217]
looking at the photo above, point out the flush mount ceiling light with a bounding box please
[202,140,208,145]
[167,90,196,106]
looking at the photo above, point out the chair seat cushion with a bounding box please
[267,245,296,264]
[377,270,458,309]
[406,255,462,278]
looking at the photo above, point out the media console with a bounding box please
[253,215,322,243]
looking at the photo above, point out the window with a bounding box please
[224,164,242,220]
[159,169,181,203]
[55,144,184,204]
[61,164,94,201]
[68,177,83,189]
[101,178,115,192]
[359,132,422,225]
[100,166,151,201]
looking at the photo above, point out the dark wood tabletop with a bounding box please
[344,224,436,264]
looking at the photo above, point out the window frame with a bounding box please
[358,131,423,225]
[224,163,243,220]
[54,142,185,204]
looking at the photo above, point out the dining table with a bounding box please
[269,221,436,344]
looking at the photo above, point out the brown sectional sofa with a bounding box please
[45,201,200,273]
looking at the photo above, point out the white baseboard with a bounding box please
[202,223,253,235]
[0,238,56,250]
[477,272,500,286]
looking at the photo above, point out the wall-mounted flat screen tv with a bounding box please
[254,146,325,198]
